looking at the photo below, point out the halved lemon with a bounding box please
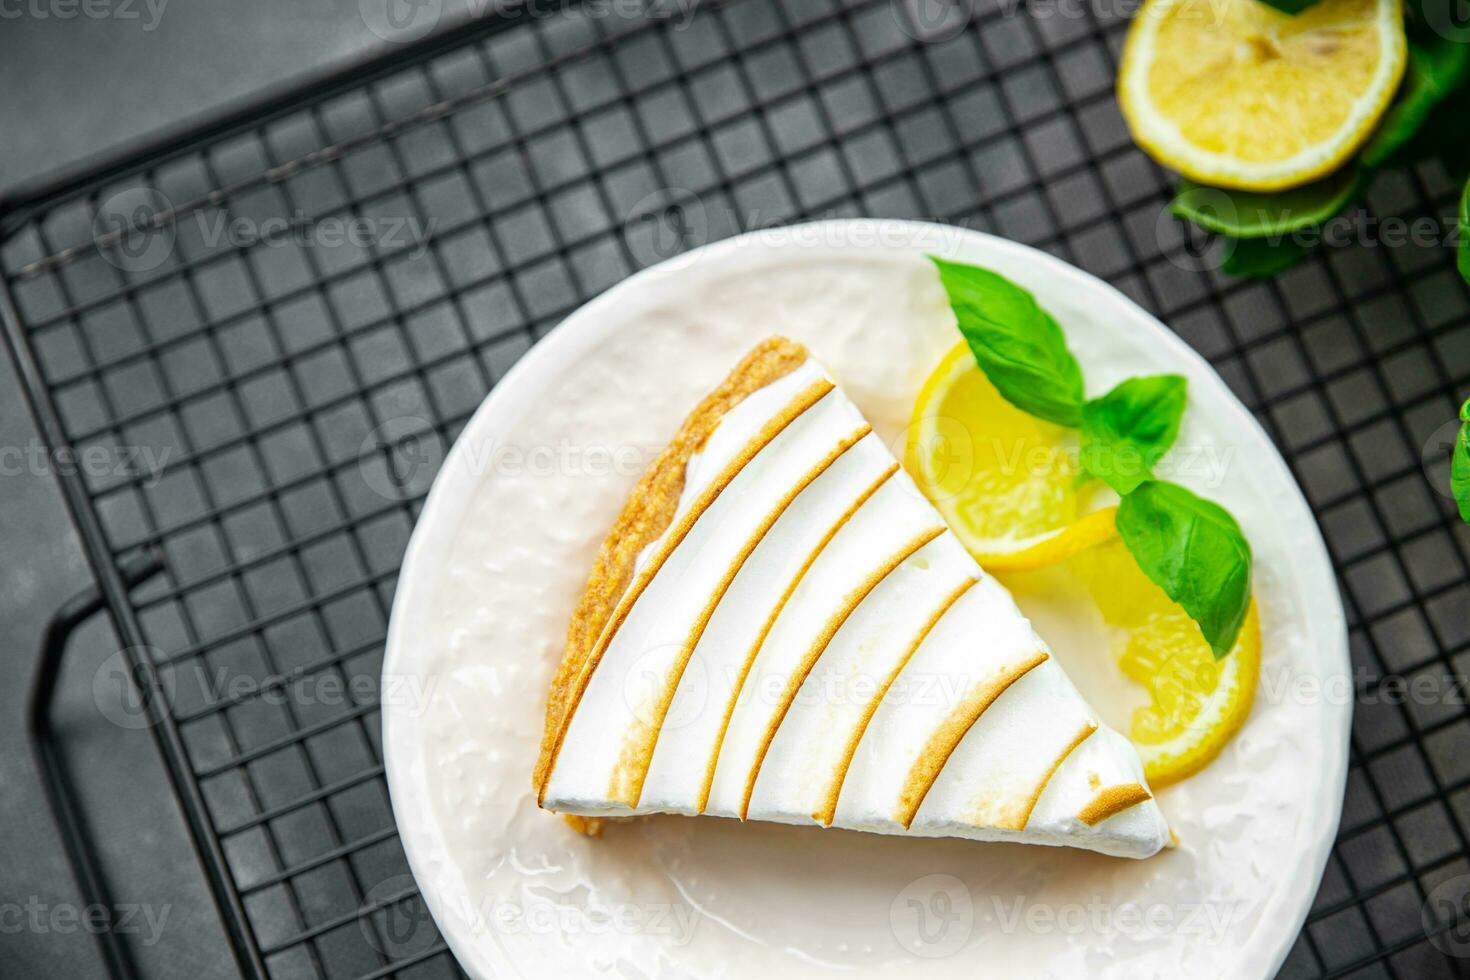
[1118,0,1407,191]
[906,342,1111,572]
[1071,537,1261,787]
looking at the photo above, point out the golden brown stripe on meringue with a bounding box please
[894,651,1049,829]
[538,374,834,802]
[740,525,946,821]
[1077,783,1153,827]
[606,424,874,808]
[1011,721,1098,831]
[958,721,1098,832]
[536,337,810,802]
[697,462,900,814]
[814,575,979,826]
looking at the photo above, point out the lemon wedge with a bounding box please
[906,342,1110,572]
[1071,538,1261,787]
[1118,0,1407,191]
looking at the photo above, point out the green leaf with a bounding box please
[1384,82,1470,172]
[1116,481,1253,659]
[1221,235,1312,278]
[1454,399,1470,525]
[1460,179,1470,286]
[1255,0,1322,12]
[1361,36,1470,169]
[1171,170,1362,239]
[929,257,1087,427]
[1081,375,1189,494]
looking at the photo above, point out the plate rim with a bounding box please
[382,218,1351,980]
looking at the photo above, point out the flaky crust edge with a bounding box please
[532,336,811,807]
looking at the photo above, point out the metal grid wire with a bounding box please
[2,0,1469,977]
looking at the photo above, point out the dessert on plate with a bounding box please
[534,336,1170,859]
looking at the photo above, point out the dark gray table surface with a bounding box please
[0,5,465,976]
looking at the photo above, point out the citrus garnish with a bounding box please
[907,342,1109,572]
[1118,0,1407,191]
[1070,537,1261,788]
[908,343,1260,787]
[977,506,1122,573]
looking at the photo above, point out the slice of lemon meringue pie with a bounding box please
[534,337,1170,859]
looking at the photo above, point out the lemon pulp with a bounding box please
[1118,0,1407,190]
[1071,538,1261,787]
[906,342,1102,569]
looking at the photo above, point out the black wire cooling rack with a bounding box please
[4,1,1470,977]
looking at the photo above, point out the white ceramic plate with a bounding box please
[382,220,1349,980]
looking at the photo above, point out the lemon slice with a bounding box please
[909,343,1259,786]
[978,506,1122,573]
[1071,538,1261,787]
[906,342,1108,571]
[1118,0,1407,191]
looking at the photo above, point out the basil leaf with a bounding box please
[930,257,1086,427]
[1171,170,1362,239]
[1256,0,1321,12]
[1361,36,1470,168]
[1454,399,1470,524]
[1081,375,1188,494]
[1460,179,1470,287]
[1384,82,1470,172]
[1117,481,1253,659]
[1221,235,1312,278]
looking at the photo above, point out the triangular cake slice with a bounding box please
[534,337,1170,859]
